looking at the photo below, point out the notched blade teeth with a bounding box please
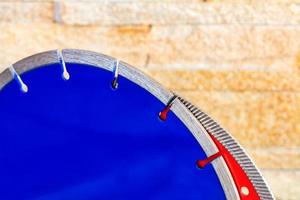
[179,97,275,200]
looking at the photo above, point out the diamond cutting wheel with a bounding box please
[0,49,274,200]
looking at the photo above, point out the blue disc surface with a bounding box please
[0,63,225,200]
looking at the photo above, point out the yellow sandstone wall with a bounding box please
[0,0,299,199]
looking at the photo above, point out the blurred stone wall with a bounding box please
[0,0,299,199]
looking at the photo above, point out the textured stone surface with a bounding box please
[148,25,300,71]
[1,23,300,72]
[249,148,300,169]
[0,2,52,22]
[60,2,300,26]
[179,91,300,148]
[262,170,300,200]
[146,70,300,92]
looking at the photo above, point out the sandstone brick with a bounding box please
[60,1,300,26]
[146,70,300,92]
[1,23,300,72]
[148,25,300,71]
[0,2,53,23]
[178,91,300,148]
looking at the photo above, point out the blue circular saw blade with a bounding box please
[0,63,225,200]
